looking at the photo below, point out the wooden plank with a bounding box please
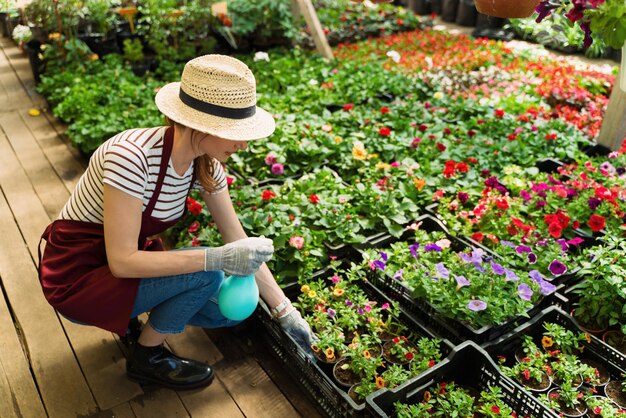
[0,287,47,418]
[80,402,137,418]
[22,110,86,193]
[0,112,70,219]
[598,65,626,150]
[0,37,42,105]
[167,327,244,417]
[0,190,97,417]
[130,388,189,418]
[295,0,334,60]
[61,319,144,411]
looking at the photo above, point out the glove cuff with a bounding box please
[271,297,292,319]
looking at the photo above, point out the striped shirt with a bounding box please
[59,127,227,223]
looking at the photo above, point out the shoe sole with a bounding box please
[127,370,215,391]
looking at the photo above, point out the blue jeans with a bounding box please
[130,248,243,334]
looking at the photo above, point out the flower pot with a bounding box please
[23,40,43,84]
[605,381,626,409]
[585,395,620,418]
[519,370,552,393]
[382,339,416,366]
[474,0,540,18]
[579,358,610,390]
[441,0,459,22]
[571,310,608,338]
[0,12,8,38]
[347,384,366,405]
[430,0,443,14]
[602,330,626,355]
[333,358,361,388]
[410,0,432,15]
[455,0,477,26]
[547,388,587,417]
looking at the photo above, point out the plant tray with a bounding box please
[253,272,454,418]
[358,214,566,345]
[482,306,626,388]
[368,341,559,418]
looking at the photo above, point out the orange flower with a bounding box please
[541,336,554,348]
[333,287,345,297]
[363,350,371,359]
[584,333,591,343]
[375,376,385,389]
[413,177,426,191]
[325,347,335,360]
[311,344,320,353]
[423,391,432,401]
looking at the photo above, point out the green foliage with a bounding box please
[123,38,144,63]
[586,0,626,49]
[228,0,297,40]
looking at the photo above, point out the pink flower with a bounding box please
[289,235,304,249]
[264,152,277,166]
[226,176,234,186]
[331,275,340,283]
[271,163,284,175]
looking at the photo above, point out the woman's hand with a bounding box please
[277,309,316,361]
[204,237,274,276]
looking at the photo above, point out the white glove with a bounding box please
[204,237,274,276]
[277,309,316,361]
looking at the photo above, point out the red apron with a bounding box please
[38,127,190,336]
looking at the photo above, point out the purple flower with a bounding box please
[520,190,532,201]
[516,245,532,254]
[491,262,505,275]
[538,279,556,295]
[566,188,579,199]
[501,240,515,248]
[331,275,341,283]
[327,308,336,319]
[409,243,420,258]
[548,259,567,276]
[372,260,386,270]
[467,300,487,311]
[535,200,547,208]
[567,237,584,246]
[527,253,537,264]
[271,163,284,175]
[393,269,404,280]
[436,262,450,278]
[529,270,543,283]
[504,269,519,281]
[379,251,388,262]
[599,161,616,174]
[455,275,470,287]
[458,192,469,204]
[588,198,602,211]
[357,307,364,315]
[424,243,442,252]
[556,239,569,252]
[345,299,353,306]
[517,283,533,301]
[484,177,499,188]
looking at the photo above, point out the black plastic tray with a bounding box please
[368,341,559,418]
[254,270,454,418]
[482,306,626,386]
[356,214,566,345]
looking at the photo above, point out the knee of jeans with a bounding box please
[193,270,224,295]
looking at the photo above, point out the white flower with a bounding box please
[308,79,318,85]
[386,50,401,63]
[12,25,32,43]
[425,57,433,69]
[253,51,269,62]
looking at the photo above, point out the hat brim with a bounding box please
[155,82,275,141]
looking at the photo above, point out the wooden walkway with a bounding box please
[0,36,321,418]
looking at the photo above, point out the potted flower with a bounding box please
[333,342,384,387]
[310,323,345,366]
[499,351,552,392]
[541,322,589,355]
[382,335,417,366]
[395,382,476,416]
[585,394,626,417]
[540,381,588,417]
[605,377,626,410]
[549,353,600,388]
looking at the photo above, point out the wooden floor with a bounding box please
[0,36,322,418]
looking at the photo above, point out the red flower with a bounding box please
[405,352,414,361]
[467,129,476,137]
[443,127,452,135]
[594,407,602,414]
[379,127,391,137]
[507,133,517,141]
[548,222,562,238]
[267,216,272,223]
[495,197,509,210]
[428,359,436,367]
[495,109,505,118]
[456,162,469,173]
[261,190,276,201]
[343,103,354,111]
[436,143,447,152]
[556,212,570,228]
[309,194,320,204]
[572,220,581,229]
[467,157,478,164]
[471,232,484,242]
[507,224,519,236]
[419,124,428,132]
[226,176,234,186]
[187,221,200,233]
[380,106,390,114]
[545,132,557,140]
[491,405,500,414]
[588,214,605,232]
[186,197,203,215]
[523,369,530,380]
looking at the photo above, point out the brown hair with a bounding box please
[165,116,221,193]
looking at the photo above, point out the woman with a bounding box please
[38,55,314,390]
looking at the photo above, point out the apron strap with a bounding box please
[38,222,54,278]
[144,126,174,217]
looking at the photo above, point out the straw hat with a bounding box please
[155,54,275,141]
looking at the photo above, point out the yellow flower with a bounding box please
[89,54,99,61]
[363,350,371,359]
[334,136,342,144]
[541,336,554,348]
[423,391,432,401]
[413,177,426,191]
[307,290,317,298]
[324,347,335,360]
[584,333,591,343]
[333,287,345,297]
[376,162,391,170]
[352,142,367,160]
[28,108,40,117]
[300,285,310,294]
[367,153,379,160]
[318,298,326,305]
[375,376,385,389]
[48,32,61,41]
[433,92,444,100]
[311,344,321,353]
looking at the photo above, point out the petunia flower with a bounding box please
[491,262,505,275]
[517,283,533,301]
[538,279,556,295]
[548,259,567,276]
[435,262,449,278]
[372,260,386,270]
[515,245,532,254]
[455,275,470,287]
[467,300,487,311]
[504,269,519,281]
[327,308,336,319]
[379,251,388,262]
[271,163,284,175]
[409,243,420,258]
[527,253,537,264]
[424,243,442,252]
[393,269,404,280]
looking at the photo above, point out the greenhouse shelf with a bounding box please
[253,276,454,418]
[367,341,558,418]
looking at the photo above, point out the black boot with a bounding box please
[126,343,214,390]
[119,317,143,348]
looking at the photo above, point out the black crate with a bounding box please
[368,341,559,418]
[482,306,626,386]
[355,214,565,345]
[254,273,454,418]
